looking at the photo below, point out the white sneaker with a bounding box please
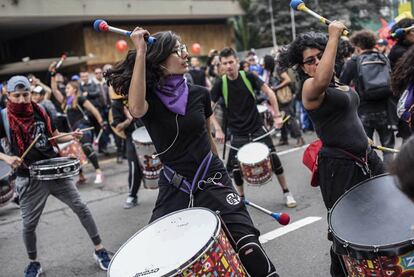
[284,192,297,208]
[94,173,103,184]
[123,196,138,209]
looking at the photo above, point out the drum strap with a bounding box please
[1,108,11,143]
[163,152,213,207]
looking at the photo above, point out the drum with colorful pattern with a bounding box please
[237,142,272,185]
[108,208,246,277]
[329,174,414,277]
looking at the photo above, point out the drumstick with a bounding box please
[243,199,290,225]
[372,145,400,153]
[48,127,95,141]
[93,129,104,146]
[252,115,291,142]
[225,144,240,151]
[20,134,42,160]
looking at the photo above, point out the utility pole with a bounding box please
[268,0,278,49]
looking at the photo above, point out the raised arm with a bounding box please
[128,27,150,118]
[50,76,65,105]
[302,21,346,110]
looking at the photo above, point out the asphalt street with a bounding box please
[0,131,395,277]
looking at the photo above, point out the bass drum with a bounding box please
[329,174,414,277]
[0,160,14,207]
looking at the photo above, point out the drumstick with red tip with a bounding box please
[243,199,290,225]
[290,0,349,36]
[93,19,156,45]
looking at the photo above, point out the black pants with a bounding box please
[280,103,302,141]
[126,137,143,198]
[318,147,384,276]
[150,155,278,277]
[360,111,395,164]
[227,126,283,186]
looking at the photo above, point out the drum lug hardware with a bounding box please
[343,241,349,249]
[373,246,379,253]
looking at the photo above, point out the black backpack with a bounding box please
[355,52,392,101]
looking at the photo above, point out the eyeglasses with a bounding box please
[302,52,323,65]
[172,44,188,58]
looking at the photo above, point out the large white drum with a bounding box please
[132,127,162,189]
[237,142,272,185]
[108,208,246,277]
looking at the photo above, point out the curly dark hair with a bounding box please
[350,30,377,50]
[263,55,275,74]
[391,45,414,97]
[391,18,414,43]
[389,136,414,201]
[105,31,180,96]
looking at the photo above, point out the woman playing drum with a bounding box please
[280,22,384,276]
[106,29,279,276]
[51,78,104,184]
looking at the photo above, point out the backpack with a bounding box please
[222,71,255,107]
[355,52,392,101]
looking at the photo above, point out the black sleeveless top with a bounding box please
[307,82,368,156]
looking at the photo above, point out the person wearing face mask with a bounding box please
[106,29,280,277]
[0,76,111,277]
[280,22,384,277]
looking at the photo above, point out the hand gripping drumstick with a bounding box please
[244,199,290,225]
[372,145,400,153]
[391,25,414,39]
[93,19,156,45]
[48,127,95,141]
[290,0,349,36]
[20,134,42,160]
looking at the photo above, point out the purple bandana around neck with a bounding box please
[66,95,75,106]
[155,75,189,115]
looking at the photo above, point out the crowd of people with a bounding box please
[0,16,414,277]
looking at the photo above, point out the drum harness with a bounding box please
[162,151,224,208]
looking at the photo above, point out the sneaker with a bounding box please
[123,196,138,209]
[94,172,103,184]
[116,156,123,164]
[284,192,297,208]
[24,261,42,277]
[277,140,289,146]
[294,137,305,147]
[93,248,111,271]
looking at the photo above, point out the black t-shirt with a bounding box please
[339,54,388,114]
[111,99,143,137]
[389,43,410,70]
[211,72,264,135]
[65,96,89,129]
[141,84,214,180]
[307,82,368,156]
[0,110,58,176]
[188,69,207,87]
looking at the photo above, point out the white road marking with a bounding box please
[277,144,309,156]
[259,216,322,244]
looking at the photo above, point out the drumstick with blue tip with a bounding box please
[390,25,414,38]
[372,145,400,153]
[290,0,349,36]
[244,199,290,225]
[20,134,42,160]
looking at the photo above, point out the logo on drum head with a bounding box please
[133,267,159,277]
[226,193,241,205]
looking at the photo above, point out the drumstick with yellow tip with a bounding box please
[20,134,42,160]
[290,0,349,36]
[372,145,400,153]
[252,115,291,142]
[48,127,95,141]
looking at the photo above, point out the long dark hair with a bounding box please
[391,45,414,97]
[105,31,180,96]
[389,136,414,201]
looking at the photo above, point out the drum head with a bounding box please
[109,208,220,277]
[132,127,152,144]
[237,142,269,164]
[0,160,11,180]
[329,174,414,257]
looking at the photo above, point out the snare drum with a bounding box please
[58,141,87,166]
[0,160,14,207]
[329,174,414,277]
[237,142,272,185]
[132,127,162,189]
[108,208,246,277]
[29,157,80,180]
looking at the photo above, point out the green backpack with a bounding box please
[221,71,255,107]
